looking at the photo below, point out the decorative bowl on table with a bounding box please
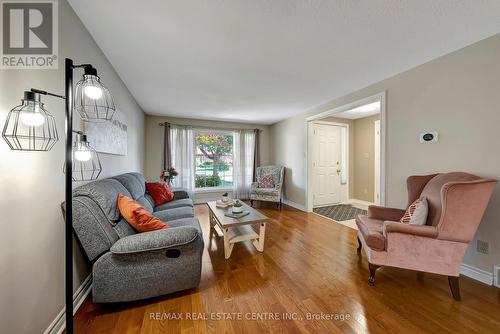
[221,192,229,203]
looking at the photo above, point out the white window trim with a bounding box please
[194,187,233,193]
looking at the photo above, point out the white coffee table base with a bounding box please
[209,210,267,259]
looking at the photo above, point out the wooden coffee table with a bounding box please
[207,201,269,259]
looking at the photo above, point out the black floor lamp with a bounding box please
[2,58,115,333]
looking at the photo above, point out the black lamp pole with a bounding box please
[31,58,77,333]
[32,58,97,334]
[64,58,74,334]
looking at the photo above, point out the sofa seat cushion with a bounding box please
[153,206,194,221]
[154,198,194,211]
[251,187,278,195]
[355,215,386,251]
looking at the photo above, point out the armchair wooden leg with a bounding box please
[368,263,380,286]
[250,200,253,207]
[357,237,362,256]
[448,276,461,301]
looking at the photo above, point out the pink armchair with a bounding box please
[355,172,496,300]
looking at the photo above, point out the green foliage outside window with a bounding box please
[195,175,222,188]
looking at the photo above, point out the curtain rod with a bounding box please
[158,122,262,132]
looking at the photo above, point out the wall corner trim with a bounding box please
[282,198,307,212]
[43,275,92,334]
[460,263,493,286]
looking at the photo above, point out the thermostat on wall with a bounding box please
[420,131,438,143]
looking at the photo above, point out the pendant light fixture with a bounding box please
[2,91,59,151]
[74,66,116,122]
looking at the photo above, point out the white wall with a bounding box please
[0,1,145,333]
[270,33,500,274]
[144,115,270,203]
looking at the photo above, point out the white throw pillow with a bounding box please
[400,197,428,225]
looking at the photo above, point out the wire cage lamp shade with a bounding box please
[67,133,102,181]
[2,91,59,151]
[74,67,115,122]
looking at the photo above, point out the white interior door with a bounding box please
[374,120,381,205]
[312,123,343,206]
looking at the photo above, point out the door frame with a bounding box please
[310,121,350,207]
[374,119,381,205]
[305,91,386,212]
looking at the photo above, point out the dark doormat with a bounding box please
[313,204,367,221]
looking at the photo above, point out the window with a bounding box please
[194,130,234,189]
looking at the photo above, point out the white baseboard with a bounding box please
[460,263,493,285]
[43,274,92,334]
[347,199,375,208]
[282,198,306,211]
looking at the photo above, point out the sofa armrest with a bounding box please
[172,189,189,199]
[251,182,258,190]
[383,221,438,238]
[110,226,199,254]
[368,205,406,221]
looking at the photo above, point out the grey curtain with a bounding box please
[163,122,171,170]
[252,128,260,181]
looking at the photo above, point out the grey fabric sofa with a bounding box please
[71,172,203,303]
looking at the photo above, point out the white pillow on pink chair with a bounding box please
[400,197,428,225]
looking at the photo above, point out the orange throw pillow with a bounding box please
[146,182,175,206]
[117,194,169,232]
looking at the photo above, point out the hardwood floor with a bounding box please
[73,203,500,333]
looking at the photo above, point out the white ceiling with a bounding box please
[68,0,500,125]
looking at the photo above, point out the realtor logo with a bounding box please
[1,0,58,69]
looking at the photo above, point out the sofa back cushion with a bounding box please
[73,179,130,222]
[112,172,153,212]
[72,178,136,261]
[73,196,120,261]
[420,172,479,226]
